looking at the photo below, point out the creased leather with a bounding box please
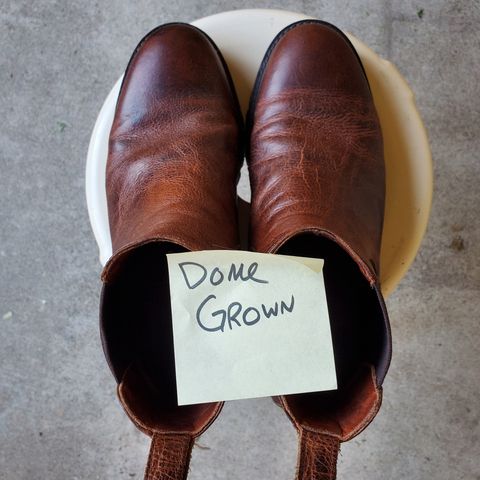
[248,22,384,282]
[145,433,194,480]
[297,429,340,480]
[248,21,390,480]
[108,93,241,256]
[105,23,242,267]
[100,23,242,480]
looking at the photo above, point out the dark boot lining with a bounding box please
[102,235,387,433]
[101,242,218,432]
[277,233,387,429]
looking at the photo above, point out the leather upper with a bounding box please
[105,23,242,272]
[248,24,392,470]
[248,21,385,283]
[100,23,242,448]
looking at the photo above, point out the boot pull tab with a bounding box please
[144,433,194,480]
[296,428,340,480]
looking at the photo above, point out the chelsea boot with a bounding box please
[247,20,392,479]
[100,23,243,480]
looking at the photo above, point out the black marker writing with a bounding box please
[196,294,295,333]
[179,261,268,289]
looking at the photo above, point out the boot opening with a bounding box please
[277,232,391,439]
[101,241,220,434]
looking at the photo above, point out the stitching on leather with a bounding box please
[117,381,224,437]
[279,365,382,442]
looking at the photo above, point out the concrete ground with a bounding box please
[1,0,479,479]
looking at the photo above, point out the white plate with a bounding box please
[86,8,432,297]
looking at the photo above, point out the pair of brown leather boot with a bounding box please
[100,20,391,480]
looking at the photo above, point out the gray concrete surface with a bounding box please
[1,1,479,479]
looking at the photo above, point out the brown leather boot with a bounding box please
[247,20,392,479]
[100,23,243,479]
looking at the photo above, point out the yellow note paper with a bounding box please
[166,250,337,405]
